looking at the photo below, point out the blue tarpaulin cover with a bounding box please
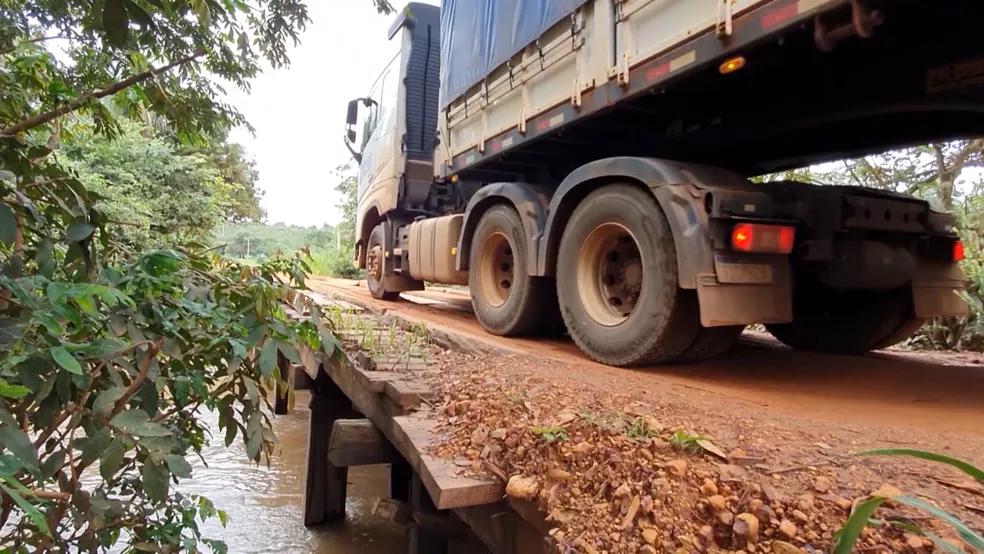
[439,0,588,108]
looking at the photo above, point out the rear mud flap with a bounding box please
[696,257,792,327]
[912,261,969,318]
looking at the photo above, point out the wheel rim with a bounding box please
[477,231,514,308]
[576,222,643,326]
[367,243,383,286]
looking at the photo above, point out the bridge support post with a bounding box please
[303,370,351,526]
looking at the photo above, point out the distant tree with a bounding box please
[333,165,358,240]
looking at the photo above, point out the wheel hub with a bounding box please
[367,244,383,283]
[577,223,643,326]
[477,231,513,307]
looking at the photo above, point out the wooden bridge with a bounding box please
[278,293,546,554]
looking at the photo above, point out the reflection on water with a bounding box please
[183,392,404,553]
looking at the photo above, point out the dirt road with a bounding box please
[308,278,984,440]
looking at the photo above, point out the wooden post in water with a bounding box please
[274,351,290,415]
[409,474,448,554]
[303,371,351,526]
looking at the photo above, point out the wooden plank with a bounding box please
[350,366,405,393]
[327,418,398,467]
[392,414,503,510]
[291,363,313,390]
[274,352,290,415]
[319,355,502,510]
[383,380,433,409]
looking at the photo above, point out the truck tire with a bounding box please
[556,184,699,366]
[366,224,399,300]
[766,287,912,354]
[677,323,744,363]
[469,205,556,335]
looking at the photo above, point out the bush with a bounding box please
[308,246,363,279]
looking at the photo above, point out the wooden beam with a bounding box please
[274,352,290,415]
[303,373,351,526]
[327,418,398,467]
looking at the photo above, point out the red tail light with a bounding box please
[731,223,796,254]
[953,240,965,262]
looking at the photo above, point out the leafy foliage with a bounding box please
[531,426,569,444]
[0,0,393,550]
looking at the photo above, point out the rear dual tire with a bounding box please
[555,185,704,366]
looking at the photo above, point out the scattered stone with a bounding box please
[708,495,728,512]
[718,511,735,526]
[547,468,572,482]
[813,475,833,493]
[733,513,760,542]
[621,496,641,529]
[700,478,719,496]
[638,545,657,554]
[791,509,809,523]
[614,483,631,498]
[641,528,659,546]
[665,459,688,477]
[832,496,853,511]
[717,463,750,482]
[797,494,815,512]
[640,495,654,514]
[904,533,925,550]
[490,428,507,440]
[505,475,539,500]
[772,540,806,554]
[778,519,797,539]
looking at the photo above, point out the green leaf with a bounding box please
[0,203,15,246]
[856,448,984,483]
[50,346,83,375]
[0,480,51,536]
[164,454,192,478]
[79,429,112,466]
[0,378,30,399]
[65,221,96,243]
[832,496,887,554]
[258,339,277,378]
[111,409,171,437]
[99,439,126,481]
[102,0,130,47]
[141,461,169,503]
[93,386,126,417]
[897,495,984,551]
[0,426,39,471]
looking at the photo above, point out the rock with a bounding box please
[791,509,809,524]
[717,511,734,526]
[717,463,749,482]
[872,484,901,499]
[904,533,925,550]
[700,478,719,496]
[505,475,539,500]
[698,524,714,545]
[573,537,599,554]
[733,513,760,542]
[572,441,593,454]
[547,468,572,482]
[642,528,659,545]
[640,495,654,514]
[622,496,641,529]
[797,494,815,511]
[638,546,657,554]
[832,495,853,511]
[614,483,631,498]
[665,459,688,477]
[813,475,833,493]
[771,540,806,554]
[490,428,507,440]
[778,519,797,539]
[708,495,728,512]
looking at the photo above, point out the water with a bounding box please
[181,392,405,553]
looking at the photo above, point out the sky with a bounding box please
[226,1,437,228]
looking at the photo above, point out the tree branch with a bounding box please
[0,52,203,136]
[110,341,162,417]
[0,34,67,56]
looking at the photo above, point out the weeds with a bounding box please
[531,426,569,444]
[625,417,661,440]
[832,448,984,554]
[669,430,708,454]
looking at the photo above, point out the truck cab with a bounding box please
[345,3,447,298]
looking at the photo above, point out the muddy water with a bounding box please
[182,392,404,553]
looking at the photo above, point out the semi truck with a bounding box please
[343,0,976,367]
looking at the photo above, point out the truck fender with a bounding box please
[536,157,731,288]
[456,182,550,273]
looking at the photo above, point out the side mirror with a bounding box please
[346,128,356,143]
[346,99,359,126]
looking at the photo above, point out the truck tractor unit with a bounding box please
[344,0,976,366]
